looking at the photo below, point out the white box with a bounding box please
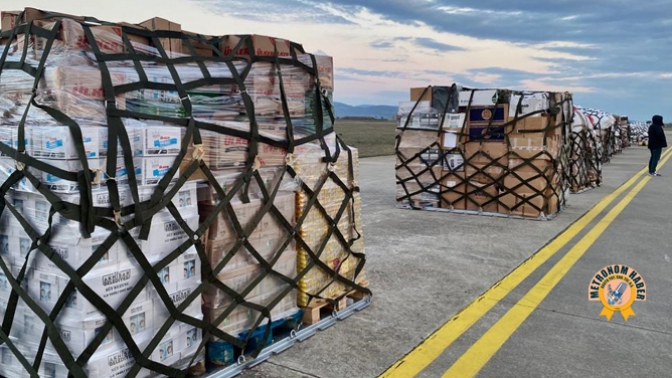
[101,157,142,186]
[153,283,202,324]
[124,213,199,262]
[136,126,182,156]
[459,90,499,107]
[141,156,179,186]
[155,247,201,294]
[31,126,100,160]
[442,131,458,149]
[100,126,142,157]
[33,158,102,193]
[0,158,33,192]
[83,338,152,378]
[150,323,182,367]
[139,182,198,214]
[44,299,155,357]
[443,113,466,130]
[10,126,30,155]
[33,227,119,271]
[28,262,149,319]
[509,93,549,118]
[398,101,433,116]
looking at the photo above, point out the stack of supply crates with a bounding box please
[0,7,369,378]
[396,85,572,220]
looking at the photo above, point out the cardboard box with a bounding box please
[410,87,432,103]
[1,11,20,33]
[139,17,182,54]
[134,126,182,156]
[125,213,199,262]
[221,35,293,60]
[464,142,508,165]
[509,116,561,160]
[155,246,201,293]
[509,93,549,118]
[43,66,127,119]
[31,126,100,160]
[398,114,442,131]
[181,30,215,57]
[397,147,442,169]
[32,158,101,193]
[60,18,151,55]
[297,54,334,92]
[32,228,119,271]
[459,89,499,107]
[28,263,150,320]
[201,192,294,242]
[443,113,467,130]
[397,129,439,149]
[464,179,499,213]
[396,163,442,183]
[141,156,179,186]
[397,182,440,208]
[440,173,466,210]
[466,164,506,183]
[499,191,546,218]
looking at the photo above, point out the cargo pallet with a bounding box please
[198,296,371,378]
[301,282,370,325]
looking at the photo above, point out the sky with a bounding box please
[4,0,671,121]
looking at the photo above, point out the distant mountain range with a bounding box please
[334,102,397,120]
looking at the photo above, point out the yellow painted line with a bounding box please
[379,147,672,378]
[442,149,672,378]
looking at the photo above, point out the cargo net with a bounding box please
[395,85,572,220]
[0,11,368,378]
[629,122,648,146]
[568,108,602,193]
[618,118,631,149]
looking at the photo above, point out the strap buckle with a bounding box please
[114,210,124,229]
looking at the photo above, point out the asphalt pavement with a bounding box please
[238,141,671,378]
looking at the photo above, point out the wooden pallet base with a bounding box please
[187,360,207,377]
[301,282,370,325]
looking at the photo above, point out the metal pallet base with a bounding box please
[396,204,568,221]
[202,296,372,378]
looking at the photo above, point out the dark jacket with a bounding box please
[648,115,667,150]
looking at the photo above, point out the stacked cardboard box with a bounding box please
[0,7,366,377]
[396,86,572,219]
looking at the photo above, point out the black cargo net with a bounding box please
[0,10,369,378]
[568,123,602,193]
[395,85,571,219]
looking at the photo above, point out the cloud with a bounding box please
[415,37,465,52]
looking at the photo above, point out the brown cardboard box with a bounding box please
[440,173,466,210]
[297,54,334,92]
[410,87,432,102]
[506,158,556,193]
[181,30,215,57]
[59,19,149,54]
[21,8,84,24]
[499,192,545,217]
[509,116,562,160]
[42,65,127,119]
[140,17,182,54]
[220,34,293,60]
[397,129,439,149]
[397,147,442,169]
[466,164,506,183]
[397,182,440,208]
[464,179,499,213]
[396,163,442,183]
[464,141,508,165]
[1,11,20,32]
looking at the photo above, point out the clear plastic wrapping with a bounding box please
[0,9,360,376]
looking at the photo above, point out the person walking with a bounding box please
[648,115,667,176]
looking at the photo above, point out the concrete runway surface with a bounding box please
[239,141,672,378]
